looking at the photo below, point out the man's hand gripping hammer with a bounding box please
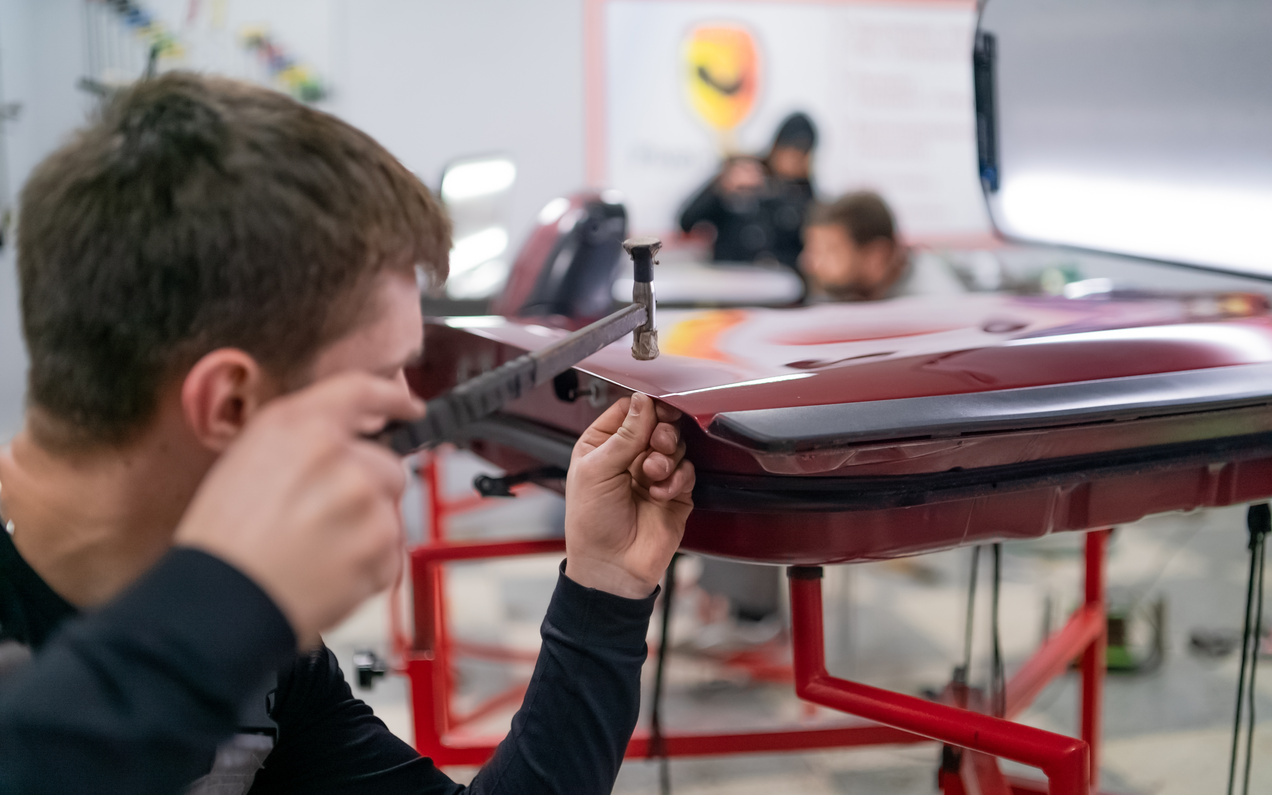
[379,237,662,456]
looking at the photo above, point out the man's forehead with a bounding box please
[309,270,424,379]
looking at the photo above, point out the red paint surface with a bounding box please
[428,294,1272,417]
[409,292,1272,563]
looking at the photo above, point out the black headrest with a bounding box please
[516,198,628,321]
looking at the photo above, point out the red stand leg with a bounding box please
[787,567,1091,795]
[1081,530,1110,789]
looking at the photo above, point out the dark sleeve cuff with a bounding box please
[551,559,658,649]
[94,547,297,697]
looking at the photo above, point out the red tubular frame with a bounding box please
[402,450,1113,789]
[403,533,933,765]
[404,531,1112,788]
[1081,531,1108,789]
[787,564,1091,794]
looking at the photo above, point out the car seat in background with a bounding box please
[490,192,628,323]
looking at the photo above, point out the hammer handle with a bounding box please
[380,303,648,455]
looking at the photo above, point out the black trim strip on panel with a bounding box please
[462,414,1272,515]
[709,363,1272,453]
[689,431,1272,513]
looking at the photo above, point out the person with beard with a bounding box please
[799,190,964,302]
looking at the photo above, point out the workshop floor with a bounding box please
[324,450,1272,795]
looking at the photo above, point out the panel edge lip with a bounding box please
[688,429,1272,514]
[708,361,1272,453]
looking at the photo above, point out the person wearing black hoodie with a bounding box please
[678,112,818,270]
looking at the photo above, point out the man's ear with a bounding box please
[180,349,279,453]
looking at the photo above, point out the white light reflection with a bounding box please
[668,372,814,397]
[448,227,509,275]
[440,158,517,203]
[1009,324,1272,359]
[537,197,570,225]
[1062,278,1112,299]
[447,259,510,300]
[442,316,506,328]
[999,172,1272,275]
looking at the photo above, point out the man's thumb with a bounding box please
[593,393,657,473]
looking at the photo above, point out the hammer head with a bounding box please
[622,236,661,284]
[622,236,661,360]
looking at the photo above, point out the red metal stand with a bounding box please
[404,532,940,764]
[787,531,1110,794]
[404,528,1112,790]
[400,451,1113,788]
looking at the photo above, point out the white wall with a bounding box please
[1,0,90,212]
[0,0,587,436]
[334,0,586,242]
[0,0,93,437]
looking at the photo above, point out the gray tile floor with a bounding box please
[325,450,1272,794]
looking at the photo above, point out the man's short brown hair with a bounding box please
[807,191,896,246]
[18,72,450,449]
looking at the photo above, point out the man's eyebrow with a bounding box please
[372,347,424,379]
[398,346,424,370]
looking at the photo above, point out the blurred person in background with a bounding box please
[677,113,818,651]
[0,72,694,794]
[678,111,818,270]
[690,191,966,650]
[800,190,965,301]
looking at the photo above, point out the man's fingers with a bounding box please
[575,396,682,462]
[590,393,658,473]
[345,441,411,501]
[364,510,406,593]
[650,461,696,502]
[642,451,674,482]
[654,402,682,423]
[299,372,425,436]
[645,441,687,488]
[651,422,680,456]
[574,396,632,455]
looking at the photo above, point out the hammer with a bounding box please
[380,236,661,456]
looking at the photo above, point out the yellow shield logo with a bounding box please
[683,25,760,133]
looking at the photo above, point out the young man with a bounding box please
[798,190,966,302]
[0,73,694,793]
[799,191,908,301]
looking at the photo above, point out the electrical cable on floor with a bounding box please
[1227,503,1269,795]
[1243,511,1266,795]
[650,553,679,795]
[1123,522,1204,615]
[960,546,982,682]
[990,543,1006,718]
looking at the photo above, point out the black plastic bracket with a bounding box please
[353,649,387,690]
[473,465,568,498]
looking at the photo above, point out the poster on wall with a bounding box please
[597,0,989,242]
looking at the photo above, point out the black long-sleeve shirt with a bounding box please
[0,527,656,794]
[677,172,814,269]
